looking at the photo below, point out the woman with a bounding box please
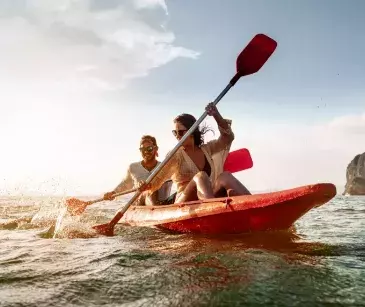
[139,102,251,204]
[103,135,172,205]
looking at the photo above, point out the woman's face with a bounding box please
[139,139,157,161]
[172,121,194,147]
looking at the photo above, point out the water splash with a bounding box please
[50,203,100,239]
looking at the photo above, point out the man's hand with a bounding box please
[103,191,116,201]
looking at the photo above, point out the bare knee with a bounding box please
[192,171,214,199]
[220,171,234,178]
[193,171,210,182]
[216,171,233,185]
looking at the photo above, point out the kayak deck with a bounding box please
[119,183,336,234]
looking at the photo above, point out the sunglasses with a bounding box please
[139,146,155,153]
[172,129,187,137]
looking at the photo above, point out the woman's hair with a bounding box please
[173,113,213,147]
[140,135,157,147]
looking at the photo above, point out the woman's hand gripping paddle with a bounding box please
[92,34,277,236]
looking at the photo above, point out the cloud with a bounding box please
[133,0,169,15]
[306,112,365,155]
[0,0,198,92]
[256,112,365,152]
[323,113,365,136]
[233,112,365,192]
[0,0,200,196]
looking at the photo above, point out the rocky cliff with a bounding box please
[343,152,365,195]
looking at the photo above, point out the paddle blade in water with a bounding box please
[236,34,277,77]
[224,148,253,173]
[92,223,115,236]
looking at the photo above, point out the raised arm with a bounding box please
[205,103,235,154]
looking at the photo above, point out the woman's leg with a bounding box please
[175,171,214,203]
[213,171,251,196]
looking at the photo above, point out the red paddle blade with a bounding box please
[236,34,277,77]
[92,223,114,236]
[223,148,253,173]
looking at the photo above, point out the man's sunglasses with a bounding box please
[139,146,155,153]
[172,129,187,137]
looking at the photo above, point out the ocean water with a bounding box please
[1,194,365,307]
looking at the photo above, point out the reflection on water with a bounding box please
[0,195,365,306]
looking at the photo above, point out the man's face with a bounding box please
[139,140,157,161]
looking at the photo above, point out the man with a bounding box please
[103,135,172,206]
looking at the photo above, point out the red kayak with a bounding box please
[119,183,336,234]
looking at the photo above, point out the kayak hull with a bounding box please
[119,183,336,234]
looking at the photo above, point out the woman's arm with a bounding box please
[205,103,235,154]
[207,103,231,131]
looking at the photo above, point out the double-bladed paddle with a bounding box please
[92,34,277,236]
[66,148,253,216]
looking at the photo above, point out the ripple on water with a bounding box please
[0,196,365,306]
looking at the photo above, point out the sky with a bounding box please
[0,0,364,196]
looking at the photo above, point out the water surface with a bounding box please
[1,195,364,306]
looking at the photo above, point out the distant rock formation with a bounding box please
[343,152,365,195]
